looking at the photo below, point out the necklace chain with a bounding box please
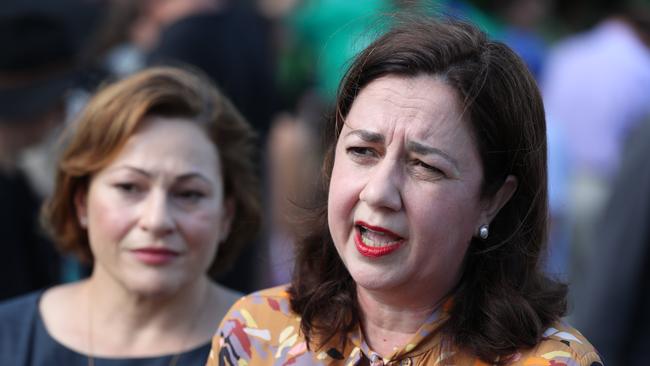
[85,282,209,366]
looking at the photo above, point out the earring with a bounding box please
[79,216,88,228]
[478,224,489,240]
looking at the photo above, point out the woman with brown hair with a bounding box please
[207,18,602,366]
[0,67,261,365]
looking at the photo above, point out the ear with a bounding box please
[74,187,89,229]
[219,197,236,242]
[479,175,518,226]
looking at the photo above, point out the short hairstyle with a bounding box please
[43,67,261,276]
[289,17,567,363]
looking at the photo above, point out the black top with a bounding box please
[0,169,60,301]
[0,291,211,365]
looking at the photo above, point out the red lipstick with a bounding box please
[131,248,179,265]
[354,221,404,258]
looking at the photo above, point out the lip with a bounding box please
[130,247,180,265]
[354,221,404,258]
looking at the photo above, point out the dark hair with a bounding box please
[289,17,567,363]
[43,66,261,276]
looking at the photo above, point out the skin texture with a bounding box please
[327,75,516,355]
[39,116,238,357]
[76,117,232,298]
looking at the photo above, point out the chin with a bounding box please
[346,264,403,292]
[123,272,187,298]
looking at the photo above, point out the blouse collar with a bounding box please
[331,298,453,366]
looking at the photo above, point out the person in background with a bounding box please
[540,3,650,307]
[573,114,650,365]
[146,0,277,140]
[207,17,602,366]
[0,67,261,365]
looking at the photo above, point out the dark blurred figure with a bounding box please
[574,114,650,365]
[262,91,327,287]
[147,0,277,139]
[541,5,650,307]
[0,11,76,300]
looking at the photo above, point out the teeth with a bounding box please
[360,227,401,247]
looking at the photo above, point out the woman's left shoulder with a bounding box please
[513,321,603,366]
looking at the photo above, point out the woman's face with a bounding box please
[328,74,490,299]
[76,117,233,296]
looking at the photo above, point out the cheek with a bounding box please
[86,194,134,246]
[327,158,361,240]
[409,188,479,250]
[179,209,224,250]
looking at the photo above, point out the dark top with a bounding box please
[0,169,60,301]
[149,4,277,139]
[0,291,211,365]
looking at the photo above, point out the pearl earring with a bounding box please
[478,225,489,240]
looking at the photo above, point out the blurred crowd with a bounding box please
[1,0,649,364]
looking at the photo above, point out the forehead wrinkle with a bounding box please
[344,128,384,143]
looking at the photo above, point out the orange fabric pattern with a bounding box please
[206,286,602,366]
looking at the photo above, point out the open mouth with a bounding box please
[354,222,404,258]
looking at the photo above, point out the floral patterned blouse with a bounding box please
[206,286,602,366]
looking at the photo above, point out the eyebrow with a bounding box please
[406,141,459,171]
[345,129,384,143]
[110,166,213,184]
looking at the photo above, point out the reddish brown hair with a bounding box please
[43,66,261,275]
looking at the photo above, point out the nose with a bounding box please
[139,189,175,237]
[359,157,403,211]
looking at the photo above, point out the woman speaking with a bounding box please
[208,18,602,366]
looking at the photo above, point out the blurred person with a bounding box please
[147,0,277,139]
[488,0,554,79]
[541,4,650,305]
[263,91,327,286]
[0,67,261,365]
[207,18,601,366]
[285,0,395,102]
[0,10,82,300]
[573,114,650,365]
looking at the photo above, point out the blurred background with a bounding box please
[1,0,649,364]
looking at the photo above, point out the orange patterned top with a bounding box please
[206,286,602,366]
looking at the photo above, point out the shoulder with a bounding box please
[514,322,603,366]
[218,284,297,333]
[0,291,42,364]
[208,285,306,366]
[0,291,41,326]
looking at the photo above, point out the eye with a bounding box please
[174,190,206,203]
[412,160,445,177]
[114,182,141,194]
[346,146,377,158]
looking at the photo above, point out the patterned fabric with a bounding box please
[206,286,603,366]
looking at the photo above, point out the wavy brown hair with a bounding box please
[288,17,567,364]
[43,66,261,276]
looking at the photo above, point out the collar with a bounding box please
[333,298,454,366]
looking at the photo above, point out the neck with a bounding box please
[357,285,445,358]
[84,267,214,356]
